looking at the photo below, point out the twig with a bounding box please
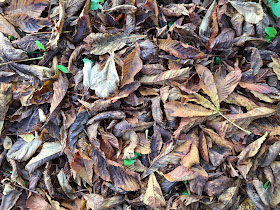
[218,111,252,135]
[0,57,43,66]
[14,184,38,194]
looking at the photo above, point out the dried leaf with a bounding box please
[83,194,104,210]
[158,39,206,59]
[0,14,20,38]
[84,33,146,55]
[0,83,12,135]
[164,165,196,182]
[25,142,63,173]
[71,150,94,185]
[139,67,190,84]
[238,132,268,165]
[83,53,119,98]
[26,194,53,210]
[143,173,166,209]
[7,137,41,162]
[229,1,263,24]
[215,68,242,102]
[121,42,142,87]
[271,55,280,80]
[196,64,219,110]
[164,101,217,118]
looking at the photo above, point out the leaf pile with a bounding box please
[0,0,280,209]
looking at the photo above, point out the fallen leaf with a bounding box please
[25,142,63,173]
[26,194,53,210]
[0,83,12,135]
[121,42,142,87]
[230,1,263,24]
[7,136,41,162]
[143,173,166,209]
[83,53,119,98]
[84,33,146,55]
[196,64,219,110]
[0,14,20,38]
[164,101,217,118]
[271,55,280,80]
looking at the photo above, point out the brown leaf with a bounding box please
[122,131,139,159]
[238,132,268,165]
[121,42,142,87]
[181,133,200,170]
[199,131,209,162]
[46,0,65,50]
[230,1,263,24]
[50,73,69,115]
[162,4,189,17]
[4,0,50,33]
[92,149,141,191]
[215,68,242,102]
[71,150,94,185]
[143,173,166,209]
[72,15,92,44]
[158,39,206,59]
[0,83,12,135]
[84,33,146,55]
[209,28,235,49]
[25,142,63,173]
[83,194,104,210]
[139,67,190,84]
[271,55,280,80]
[204,175,233,196]
[0,14,20,38]
[164,101,217,118]
[164,165,196,182]
[196,64,219,110]
[26,194,53,210]
[262,140,280,166]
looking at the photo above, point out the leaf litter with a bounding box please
[0,0,280,209]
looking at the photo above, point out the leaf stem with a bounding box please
[218,111,252,135]
[0,57,43,66]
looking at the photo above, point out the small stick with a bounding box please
[0,57,43,66]
[14,184,38,194]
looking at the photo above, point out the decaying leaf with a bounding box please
[229,1,263,24]
[121,42,143,87]
[25,142,63,173]
[143,173,166,209]
[84,33,146,55]
[83,53,119,98]
[0,83,12,135]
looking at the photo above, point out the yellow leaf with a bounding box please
[144,173,166,209]
[19,133,34,142]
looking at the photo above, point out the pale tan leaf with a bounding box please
[83,53,119,98]
[26,194,53,210]
[83,194,104,210]
[7,136,41,162]
[121,42,143,87]
[0,14,20,38]
[229,1,263,24]
[50,73,69,114]
[164,101,217,118]
[224,92,258,111]
[181,134,200,170]
[164,165,196,182]
[225,107,276,121]
[144,173,166,209]
[46,0,65,50]
[196,64,220,110]
[25,142,63,173]
[237,132,268,165]
[0,83,12,135]
[201,127,233,149]
[271,55,280,80]
[215,69,242,102]
[84,33,146,55]
[57,169,76,200]
[139,67,190,84]
[199,0,216,39]
[122,131,139,159]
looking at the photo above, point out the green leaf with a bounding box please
[90,0,104,10]
[8,36,15,41]
[124,159,136,166]
[168,21,174,27]
[35,40,46,50]
[184,180,188,184]
[264,180,270,189]
[265,27,277,38]
[182,190,189,195]
[83,58,93,66]
[215,57,221,65]
[269,0,280,17]
[56,65,69,73]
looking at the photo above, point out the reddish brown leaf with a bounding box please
[121,42,142,87]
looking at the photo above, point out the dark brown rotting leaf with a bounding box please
[69,110,89,152]
[204,175,233,197]
[87,111,126,125]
